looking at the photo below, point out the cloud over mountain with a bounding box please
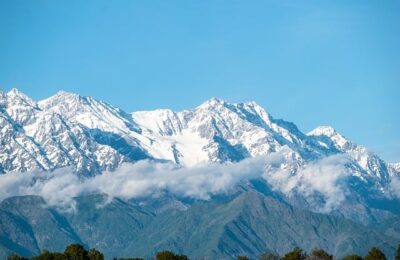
[0,153,354,213]
[0,88,399,219]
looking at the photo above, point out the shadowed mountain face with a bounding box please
[0,192,397,260]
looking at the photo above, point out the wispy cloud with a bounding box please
[263,154,350,212]
[390,172,400,198]
[0,157,267,209]
[0,153,352,212]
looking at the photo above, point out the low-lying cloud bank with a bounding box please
[0,153,353,212]
[0,156,267,208]
[390,174,400,198]
[264,154,350,212]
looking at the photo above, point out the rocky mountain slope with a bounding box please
[0,193,397,259]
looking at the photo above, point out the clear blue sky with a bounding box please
[0,0,399,162]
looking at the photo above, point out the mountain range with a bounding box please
[0,88,399,259]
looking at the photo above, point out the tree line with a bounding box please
[7,243,400,260]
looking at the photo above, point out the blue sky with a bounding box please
[0,0,399,162]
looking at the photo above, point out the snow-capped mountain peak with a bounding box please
[308,125,337,136]
[6,87,31,98]
[0,88,397,191]
[53,90,79,97]
[196,97,225,108]
[308,125,394,186]
[390,162,400,173]
[308,126,350,150]
[38,90,141,135]
[38,90,89,113]
[1,88,39,125]
[6,88,37,107]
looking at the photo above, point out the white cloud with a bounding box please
[0,156,267,209]
[389,174,400,198]
[263,154,351,212]
[0,154,352,212]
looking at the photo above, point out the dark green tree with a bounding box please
[307,248,332,260]
[396,243,400,260]
[7,253,29,260]
[259,252,280,260]
[282,247,307,260]
[237,256,249,260]
[64,244,88,260]
[155,251,188,260]
[364,247,386,260]
[342,256,363,260]
[32,250,67,260]
[88,248,103,260]
[118,258,144,260]
[156,251,175,260]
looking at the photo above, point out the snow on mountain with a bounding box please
[0,89,149,174]
[308,126,350,150]
[1,88,400,230]
[0,90,50,172]
[308,126,392,190]
[38,90,141,135]
[390,162,400,172]
[0,88,397,196]
[133,97,325,167]
[3,88,39,126]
